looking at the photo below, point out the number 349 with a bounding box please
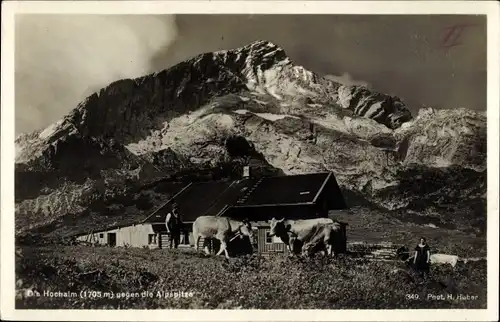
[406,294,420,300]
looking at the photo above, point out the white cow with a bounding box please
[192,216,253,259]
[430,254,460,268]
[397,246,461,269]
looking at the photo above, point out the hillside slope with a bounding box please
[15,40,486,236]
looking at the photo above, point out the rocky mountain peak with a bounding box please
[22,39,415,150]
[14,40,486,237]
[214,39,290,66]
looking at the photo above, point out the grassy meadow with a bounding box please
[15,206,487,309]
[15,244,486,309]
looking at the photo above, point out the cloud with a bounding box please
[15,15,178,135]
[150,15,485,116]
[324,73,371,88]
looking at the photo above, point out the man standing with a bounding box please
[165,202,183,249]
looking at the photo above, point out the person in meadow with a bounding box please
[413,237,431,279]
[165,202,183,249]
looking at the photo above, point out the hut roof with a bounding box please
[72,172,347,237]
[232,172,345,208]
[142,179,253,223]
[202,179,258,216]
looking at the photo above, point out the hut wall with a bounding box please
[158,231,194,249]
[77,232,106,245]
[230,204,318,222]
[151,223,195,248]
[76,224,158,248]
[256,226,288,255]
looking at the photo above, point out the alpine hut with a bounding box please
[75,169,348,255]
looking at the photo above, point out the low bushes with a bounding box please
[15,246,486,309]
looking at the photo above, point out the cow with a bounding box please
[301,222,343,257]
[430,254,460,268]
[269,217,340,257]
[396,246,460,269]
[192,216,253,259]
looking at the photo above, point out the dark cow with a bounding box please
[269,217,341,257]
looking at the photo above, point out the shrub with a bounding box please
[15,246,486,309]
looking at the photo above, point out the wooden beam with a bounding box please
[216,205,230,217]
[140,182,193,223]
[231,202,314,209]
[312,172,333,204]
[147,221,195,225]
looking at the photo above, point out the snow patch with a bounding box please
[291,66,314,82]
[15,144,24,159]
[254,113,299,121]
[399,120,414,130]
[127,112,237,157]
[324,72,371,88]
[461,126,473,135]
[234,109,249,115]
[371,180,399,191]
[260,67,283,100]
[263,50,279,58]
[311,115,349,134]
[238,96,251,102]
[437,127,458,138]
[39,121,61,140]
[434,157,452,167]
[252,98,268,105]
[216,114,235,128]
[233,109,298,121]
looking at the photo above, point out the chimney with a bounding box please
[243,166,250,178]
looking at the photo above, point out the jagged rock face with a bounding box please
[336,85,412,129]
[395,107,486,171]
[15,40,486,235]
[39,40,411,146]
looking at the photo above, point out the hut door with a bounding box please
[107,233,116,247]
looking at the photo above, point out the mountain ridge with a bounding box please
[15,39,486,237]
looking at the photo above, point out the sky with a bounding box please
[15,14,486,135]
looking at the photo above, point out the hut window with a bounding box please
[99,233,104,238]
[265,231,273,244]
[148,234,157,245]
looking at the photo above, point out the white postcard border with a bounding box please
[1,1,499,321]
